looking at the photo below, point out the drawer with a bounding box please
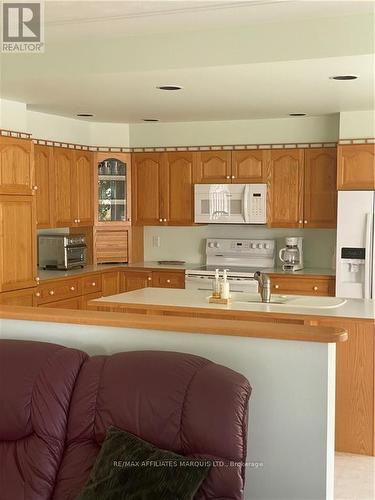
[36,278,82,305]
[152,271,185,289]
[269,275,335,296]
[39,297,82,310]
[82,274,102,295]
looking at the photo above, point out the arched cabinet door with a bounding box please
[194,151,231,183]
[164,152,195,225]
[0,136,34,195]
[266,148,304,228]
[337,144,375,190]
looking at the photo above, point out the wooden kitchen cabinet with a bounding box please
[152,271,185,289]
[53,147,94,227]
[132,152,195,225]
[0,287,35,306]
[266,149,304,228]
[337,144,375,190]
[102,271,120,296]
[231,150,266,183]
[194,151,232,183]
[35,277,82,305]
[81,291,103,309]
[40,296,82,310]
[0,136,34,195]
[120,270,153,292]
[269,274,335,296]
[0,195,37,292]
[95,228,128,263]
[34,145,53,228]
[304,148,337,228]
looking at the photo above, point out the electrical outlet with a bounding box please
[152,236,161,248]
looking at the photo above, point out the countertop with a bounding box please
[92,288,374,320]
[38,262,335,281]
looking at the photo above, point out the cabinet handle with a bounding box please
[159,218,163,222]
[304,220,308,224]
[32,185,38,191]
[35,292,41,297]
[275,284,279,289]
[128,218,132,222]
[49,290,54,296]
[35,277,40,282]
[70,286,75,291]
[77,219,81,223]
[298,220,303,224]
[166,279,171,283]
[313,286,318,291]
[147,277,152,281]
[74,219,77,223]
[226,175,230,179]
[91,282,96,287]
[163,218,167,222]
[231,175,235,179]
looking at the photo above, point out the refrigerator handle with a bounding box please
[364,212,373,299]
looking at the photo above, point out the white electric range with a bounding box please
[185,238,275,293]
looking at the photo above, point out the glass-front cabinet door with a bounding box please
[96,156,130,224]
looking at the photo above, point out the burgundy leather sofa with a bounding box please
[0,340,251,500]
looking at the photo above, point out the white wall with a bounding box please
[129,115,340,147]
[339,110,375,139]
[0,99,27,131]
[0,318,336,500]
[144,226,336,269]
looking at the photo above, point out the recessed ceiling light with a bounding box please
[143,119,159,122]
[77,113,94,117]
[289,113,306,117]
[156,85,183,91]
[329,75,359,81]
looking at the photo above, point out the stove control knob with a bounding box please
[251,243,256,249]
[257,243,263,249]
[214,242,219,248]
[265,243,270,249]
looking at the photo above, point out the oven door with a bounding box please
[185,274,258,293]
[65,245,87,268]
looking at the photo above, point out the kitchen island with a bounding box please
[90,288,375,458]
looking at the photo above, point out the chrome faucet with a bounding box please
[254,271,272,303]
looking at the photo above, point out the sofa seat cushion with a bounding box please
[0,340,87,500]
[52,351,251,500]
[77,426,211,500]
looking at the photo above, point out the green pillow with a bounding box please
[77,426,212,500]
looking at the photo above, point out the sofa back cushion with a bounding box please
[0,340,87,500]
[52,351,251,500]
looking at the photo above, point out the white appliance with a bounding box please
[279,236,304,271]
[185,238,275,293]
[336,191,375,299]
[194,183,267,224]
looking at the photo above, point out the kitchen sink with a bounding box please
[228,293,347,309]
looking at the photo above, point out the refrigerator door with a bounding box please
[336,191,375,298]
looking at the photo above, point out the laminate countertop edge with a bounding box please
[0,305,348,343]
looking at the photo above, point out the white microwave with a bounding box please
[194,183,267,224]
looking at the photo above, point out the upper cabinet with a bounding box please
[0,136,34,195]
[34,145,53,228]
[95,153,131,225]
[304,148,337,228]
[337,144,375,190]
[194,151,231,183]
[53,147,94,227]
[132,152,195,226]
[231,150,266,183]
[267,149,304,228]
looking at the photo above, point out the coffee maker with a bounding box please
[279,237,304,271]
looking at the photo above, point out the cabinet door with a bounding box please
[0,288,35,306]
[152,271,185,289]
[102,271,120,296]
[267,149,304,228]
[163,152,195,225]
[95,228,128,263]
[304,148,337,228]
[194,151,231,183]
[269,275,335,296]
[0,137,34,195]
[81,291,103,310]
[337,144,375,190]
[40,297,82,309]
[0,195,36,292]
[231,150,266,183]
[53,148,75,227]
[34,145,53,228]
[132,153,164,224]
[120,270,152,292]
[74,151,94,226]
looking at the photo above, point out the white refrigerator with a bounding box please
[336,191,375,299]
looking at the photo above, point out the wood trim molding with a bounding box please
[0,304,348,343]
[0,129,31,139]
[338,138,375,145]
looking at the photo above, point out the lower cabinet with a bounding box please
[40,297,82,309]
[152,271,185,289]
[269,274,335,296]
[120,270,153,292]
[0,287,36,306]
[102,271,121,296]
[81,291,103,310]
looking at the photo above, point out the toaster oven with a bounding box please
[38,234,87,270]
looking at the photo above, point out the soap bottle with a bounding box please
[212,268,221,298]
[220,269,230,300]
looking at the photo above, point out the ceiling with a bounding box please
[1,0,374,123]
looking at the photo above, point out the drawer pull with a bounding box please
[275,284,279,289]
[166,279,171,283]
[91,282,96,287]
[35,292,41,297]
[226,175,230,179]
[35,277,40,282]
[147,277,152,281]
[304,220,308,224]
[313,286,318,291]
[163,218,167,222]
[231,175,235,179]
[70,286,75,291]
[32,185,38,191]
[298,220,302,224]
[49,290,54,296]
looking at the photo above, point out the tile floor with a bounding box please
[335,452,375,499]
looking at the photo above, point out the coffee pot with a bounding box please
[279,237,304,271]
